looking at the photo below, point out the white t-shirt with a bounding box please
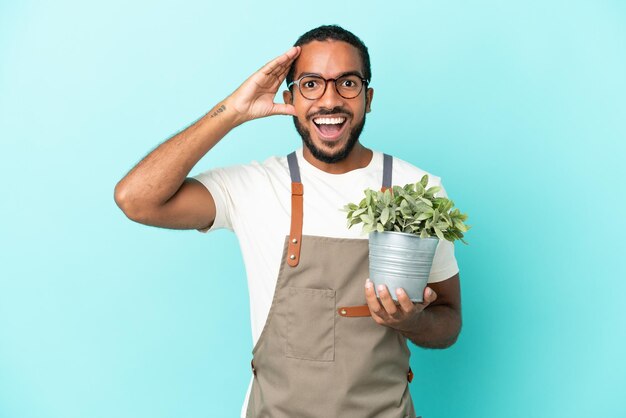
[191,147,459,416]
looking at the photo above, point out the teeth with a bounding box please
[313,117,345,125]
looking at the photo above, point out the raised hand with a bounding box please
[225,46,301,125]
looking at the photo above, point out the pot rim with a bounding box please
[369,230,440,240]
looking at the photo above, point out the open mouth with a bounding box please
[312,116,348,141]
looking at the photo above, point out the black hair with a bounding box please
[286,25,371,88]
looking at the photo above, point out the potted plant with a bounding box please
[343,175,470,302]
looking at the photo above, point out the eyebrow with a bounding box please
[295,70,365,80]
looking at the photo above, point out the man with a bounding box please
[115,25,461,418]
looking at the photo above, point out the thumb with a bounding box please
[270,103,296,116]
[425,287,437,304]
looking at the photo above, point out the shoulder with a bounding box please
[194,154,290,186]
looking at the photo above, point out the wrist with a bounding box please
[199,98,242,132]
[397,308,426,335]
[221,95,249,127]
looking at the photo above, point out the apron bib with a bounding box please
[246,152,418,418]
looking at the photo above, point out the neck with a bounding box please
[302,142,373,174]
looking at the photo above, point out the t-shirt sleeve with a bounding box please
[427,178,460,283]
[190,167,235,233]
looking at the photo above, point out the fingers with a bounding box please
[364,279,384,317]
[423,287,437,305]
[230,46,300,121]
[365,281,438,332]
[270,103,296,116]
[376,284,399,316]
[365,279,403,320]
[395,288,415,313]
[261,46,301,79]
[366,281,437,316]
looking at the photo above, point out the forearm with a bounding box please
[400,304,462,349]
[114,99,239,213]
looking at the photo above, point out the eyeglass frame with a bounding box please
[287,72,370,100]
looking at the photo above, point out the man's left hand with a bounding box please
[364,278,437,332]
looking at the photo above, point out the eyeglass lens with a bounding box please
[299,75,364,100]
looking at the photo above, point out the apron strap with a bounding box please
[287,151,302,183]
[337,305,372,317]
[286,152,303,267]
[340,153,395,312]
[337,302,402,317]
[381,153,393,192]
[285,151,393,268]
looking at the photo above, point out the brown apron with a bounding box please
[246,152,418,418]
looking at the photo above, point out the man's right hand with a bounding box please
[225,46,301,126]
[114,47,302,231]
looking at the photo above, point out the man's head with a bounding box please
[283,25,373,164]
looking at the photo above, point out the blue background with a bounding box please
[1,1,625,417]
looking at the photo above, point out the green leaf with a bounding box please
[365,190,373,206]
[433,226,445,240]
[415,212,432,221]
[420,174,429,188]
[426,186,441,196]
[415,202,431,213]
[381,207,390,225]
[414,182,424,196]
[352,208,367,217]
[404,194,418,207]
[454,220,468,232]
[418,196,433,207]
[349,217,362,227]
[435,221,449,230]
[376,223,385,232]
[383,189,392,205]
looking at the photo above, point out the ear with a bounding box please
[365,87,374,113]
[283,89,293,105]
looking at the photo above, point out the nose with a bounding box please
[315,80,345,109]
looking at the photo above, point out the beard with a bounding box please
[292,111,366,164]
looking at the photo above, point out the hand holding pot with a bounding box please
[364,279,438,331]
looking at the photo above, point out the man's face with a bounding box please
[283,40,373,164]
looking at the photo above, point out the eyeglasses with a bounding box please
[288,74,369,100]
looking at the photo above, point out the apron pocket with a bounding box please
[285,287,335,362]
